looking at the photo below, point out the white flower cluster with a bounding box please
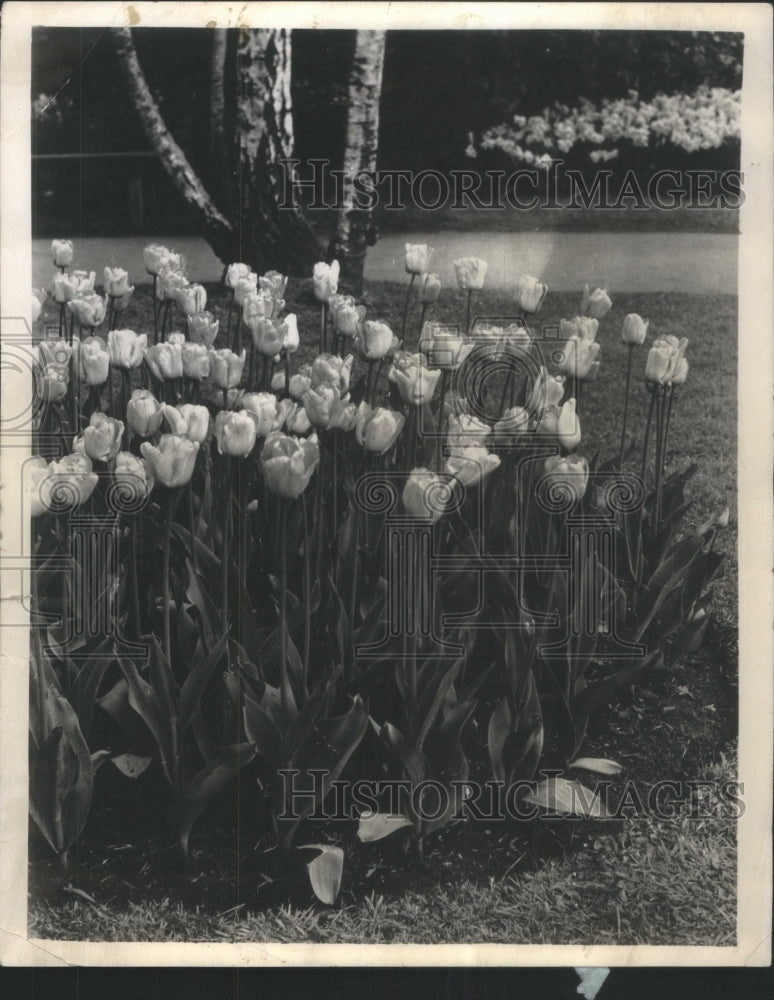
[478,85,741,165]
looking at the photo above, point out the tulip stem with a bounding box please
[653,388,666,527]
[152,277,158,341]
[225,290,234,349]
[619,345,634,467]
[465,290,474,335]
[279,499,289,718]
[162,488,176,668]
[238,462,249,590]
[188,482,199,576]
[418,303,428,346]
[436,370,449,471]
[401,274,416,346]
[640,388,656,484]
[283,350,290,398]
[130,513,142,638]
[301,491,311,696]
[221,460,232,633]
[320,302,327,355]
[236,307,243,357]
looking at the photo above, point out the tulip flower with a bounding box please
[38,339,72,368]
[225,262,251,289]
[402,468,448,521]
[26,457,51,518]
[71,270,97,295]
[284,402,313,436]
[287,370,312,400]
[302,384,356,431]
[53,273,79,303]
[77,336,110,386]
[389,353,442,406]
[145,341,184,381]
[83,411,124,463]
[167,332,186,346]
[282,314,300,354]
[67,293,108,330]
[240,392,280,436]
[581,285,613,320]
[127,389,164,438]
[446,446,501,487]
[157,265,189,303]
[248,316,285,358]
[355,402,405,454]
[233,273,258,308]
[354,319,399,361]
[418,273,442,305]
[181,342,210,381]
[114,452,154,503]
[447,412,491,449]
[104,267,131,297]
[543,454,589,503]
[140,434,200,488]
[622,313,648,346]
[672,356,689,385]
[555,334,601,380]
[311,353,354,394]
[38,364,69,404]
[330,295,366,339]
[108,329,147,370]
[51,239,74,268]
[515,275,548,315]
[176,283,207,317]
[717,507,730,528]
[313,260,340,302]
[452,257,488,290]
[187,310,220,347]
[557,397,581,451]
[208,348,246,391]
[259,270,288,299]
[215,410,258,457]
[645,335,688,385]
[418,324,474,371]
[144,245,182,276]
[40,453,99,510]
[162,403,210,443]
[560,316,599,343]
[493,405,530,442]
[405,243,432,275]
[260,431,320,499]
[528,368,565,414]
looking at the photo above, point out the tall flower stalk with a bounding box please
[619,344,635,466]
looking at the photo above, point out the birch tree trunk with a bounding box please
[209,28,233,217]
[110,27,235,263]
[330,31,387,295]
[236,29,321,274]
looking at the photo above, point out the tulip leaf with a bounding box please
[110,753,153,779]
[119,657,179,790]
[568,757,622,776]
[242,692,284,768]
[299,843,344,905]
[524,776,608,817]
[572,651,662,722]
[357,811,414,843]
[177,632,230,738]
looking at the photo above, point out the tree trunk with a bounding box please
[110,28,235,263]
[236,29,321,275]
[209,29,234,218]
[330,31,387,295]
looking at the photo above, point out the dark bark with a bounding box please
[330,31,387,295]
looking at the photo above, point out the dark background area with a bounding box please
[31,27,743,235]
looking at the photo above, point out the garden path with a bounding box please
[33,230,738,294]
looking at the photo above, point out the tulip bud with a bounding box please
[402,468,448,521]
[644,345,671,385]
[108,329,147,370]
[557,398,581,451]
[418,273,442,305]
[282,314,300,354]
[313,260,340,302]
[38,364,69,404]
[405,243,432,276]
[77,336,110,386]
[144,245,181,276]
[53,272,79,303]
[176,283,207,316]
[51,239,74,267]
[71,270,97,295]
[140,434,200,488]
[555,334,601,380]
[388,353,442,406]
[622,313,648,346]
[446,446,501,487]
[302,384,339,429]
[543,454,589,503]
[452,257,488,290]
[528,367,565,414]
[717,507,730,528]
[260,431,320,499]
[83,411,124,463]
[284,402,313,436]
[104,267,131,297]
[515,275,548,315]
[240,392,280,436]
[311,353,353,394]
[157,266,188,302]
[181,342,210,381]
[355,402,405,454]
[215,410,258,457]
[354,320,399,361]
[145,341,184,381]
[581,285,612,320]
[671,356,689,386]
[247,315,285,358]
[225,262,251,289]
[208,348,246,390]
[330,296,366,338]
[114,452,154,503]
[187,310,220,347]
[233,273,258,308]
[127,389,164,438]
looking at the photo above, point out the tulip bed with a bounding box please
[27,240,735,920]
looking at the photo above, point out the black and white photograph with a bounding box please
[0,1,771,967]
